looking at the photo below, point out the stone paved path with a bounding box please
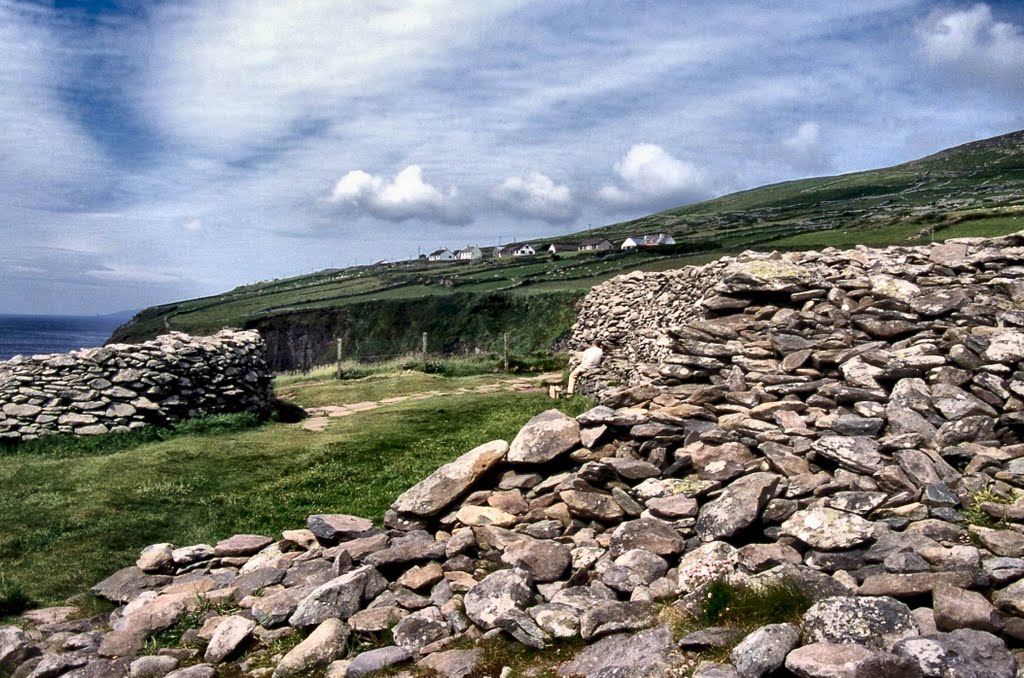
[300,372,563,432]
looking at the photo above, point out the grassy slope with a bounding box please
[0,376,588,607]
[111,129,1024,350]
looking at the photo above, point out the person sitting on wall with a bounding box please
[567,339,604,396]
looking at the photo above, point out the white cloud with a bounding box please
[918,4,1024,94]
[183,219,203,232]
[491,173,577,223]
[85,264,185,285]
[328,165,470,224]
[138,1,527,155]
[598,144,708,210]
[782,122,831,174]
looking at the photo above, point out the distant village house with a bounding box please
[495,243,537,258]
[620,233,676,249]
[547,242,579,254]
[455,245,483,260]
[579,237,613,251]
[427,248,456,261]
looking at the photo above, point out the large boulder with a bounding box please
[391,440,509,517]
[507,410,580,464]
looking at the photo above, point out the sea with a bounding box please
[0,314,130,362]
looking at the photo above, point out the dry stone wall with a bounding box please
[0,329,274,442]
[12,233,1024,676]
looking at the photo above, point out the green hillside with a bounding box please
[111,129,1024,367]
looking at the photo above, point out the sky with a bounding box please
[1,1,1023,315]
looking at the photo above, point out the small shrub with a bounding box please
[963,486,1014,528]
[698,577,813,628]
[0,578,32,617]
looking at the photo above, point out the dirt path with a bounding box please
[299,372,563,432]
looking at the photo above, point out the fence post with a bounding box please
[336,338,344,380]
[503,332,509,371]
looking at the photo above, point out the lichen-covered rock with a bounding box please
[802,596,919,650]
[391,440,509,516]
[464,568,533,630]
[507,410,580,463]
[892,629,1015,678]
[780,508,876,551]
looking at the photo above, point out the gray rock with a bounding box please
[251,586,313,628]
[464,568,533,631]
[780,508,875,550]
[813,436,885,474]
[271,618,350,678]
[495,608,550,649]
[391,607,450,652]
[391,440,509,517]
[608,518,685,558]
[529,604,580,638]
[785,642,923,678]
[136,544,174,574]
[306,514,377,543]
[288,565,387,627]
[558,625,675,677]
[560,489,625,522]
[0,626,35,671]
[500,539,571,583]
[730,623,800,678]
[932,583,1002,633]
[346,646,413,677]
[128,655,179,678]
[695,472,781,541]
[163,666,216,678]
[802,596,919,650]
[892,629,1015,678]
[213,534,273,557]
[203,615,255,663]
[417,648,482,678]
[90,566,171,603]
[507,410,581,464]
[580,600,656,641]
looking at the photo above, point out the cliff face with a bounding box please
[246,291,583,372]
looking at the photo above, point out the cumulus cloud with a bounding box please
[917,4,1024,94]
[491,173,578,223]
[328,165,470,224]
[782,122,831,174]
[598,144,708,210]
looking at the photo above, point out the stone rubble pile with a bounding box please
[8,234,1024,676]
[0,330,274,442]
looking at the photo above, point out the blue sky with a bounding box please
[1,0,1023,314]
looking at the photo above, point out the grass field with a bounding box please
[0,375,590,610]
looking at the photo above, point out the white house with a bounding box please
[427,248,456,261]
[579,237,613,251]
[621,234,675,249]
[497,243,537,258]
[455,245,483,260]
[547,242,579,254]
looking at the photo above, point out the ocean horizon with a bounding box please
[0,314,130,362]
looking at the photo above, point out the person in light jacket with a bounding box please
[567,339,604,395]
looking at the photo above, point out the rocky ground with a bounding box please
[7,233,1024,676]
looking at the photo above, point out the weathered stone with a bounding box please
[730,623,799,678]
[272,618,350,678]
[558,625,675,677]
[288,565,387,627]
[91,566,172,603]
[416,648,483,678]
[346,646,413,677]
[213,534,273,558]
[501,539,571,583]
[932,583,1002,633]
[802,596,918,650]
[0,627,36,672]
[507,410,581,463]
[608,518,685,558]
[579,600,656,641]
[464,568,533,631]
[127,655,179,678]
[391,440,509,517]
[306,514,377,543]
[695,472,781,541]
[813,436,885,474]
[560,489,624,522]
[780,508,876,550]
[136,544,174,574]
[392,607,450,652]
[785,642,923,678]
[203,615,255,663]
[892,629,1015,678]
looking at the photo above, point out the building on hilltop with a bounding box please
[427,248,456,261]
[495,243,537,258]
[620,233,676,249]
[547,242,579,254]
[455,245,483,260]
[579,237,613,251]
